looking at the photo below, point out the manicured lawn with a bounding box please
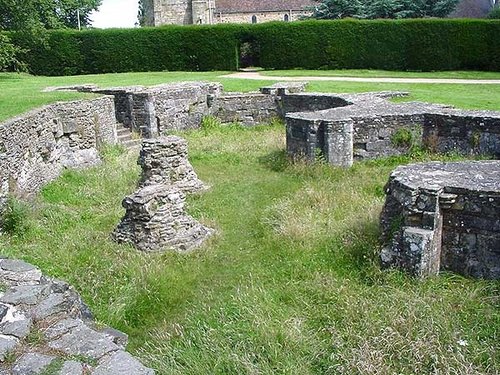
[0,71,499,374]
[307,81,500,111]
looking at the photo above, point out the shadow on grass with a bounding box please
[258,149,290,172]
[320,216,403,286]
[0,73,25,81]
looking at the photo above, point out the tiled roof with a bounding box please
[214,0,315,13]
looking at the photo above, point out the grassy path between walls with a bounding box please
[1,121,498,374]
[0,70,499,374]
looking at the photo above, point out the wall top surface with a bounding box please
[389,161,500,193]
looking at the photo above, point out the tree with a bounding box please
[0,0,102,31]
[311,0,365,19]
[0,0,102,71]
[0,34,19,71]
[311,0,460,19]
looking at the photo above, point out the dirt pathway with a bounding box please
[221,71,500,85]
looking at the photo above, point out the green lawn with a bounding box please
[0,71,499,374]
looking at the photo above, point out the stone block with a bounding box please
[380,161,500,279]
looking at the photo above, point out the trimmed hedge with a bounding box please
[10,19,500,75]
[252,19,500,71]
[12,24,246,75]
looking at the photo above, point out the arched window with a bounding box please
[252,15,257,24]
[284,14,289,22]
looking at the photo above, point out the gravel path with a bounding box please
[221,71,500,84]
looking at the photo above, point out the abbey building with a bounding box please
[142,0,315,26]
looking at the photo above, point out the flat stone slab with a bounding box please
[0,285,48,305]
[32,293,71,320]
[44,318,81,340]
[48,323,120,359]
[93,351,155,375]
[12,352,54,375]
[0,315,32,339]
[0,335,18,360]
[58,360,84,374]
[0,260,37,273]
[260,81,308,95]
[388,160,500,193]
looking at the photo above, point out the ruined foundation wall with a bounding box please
[281,93,350,115]
[0,97,117,214]
[212,94,279,126]
[149,82,222,133]
[380,161,500,279]
[352,114,425,159]
[424,113,500,158]
[440,187,500,278]
[285,92,500,167]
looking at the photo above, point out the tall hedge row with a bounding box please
[252,19,500,71]
[12,24,246,75]
[11,19,500,76]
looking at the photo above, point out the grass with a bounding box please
[1,121,499,374]
[0,70,499,374]
[261,69,500,80]
[306,81,500,111]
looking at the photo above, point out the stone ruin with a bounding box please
[380,160,500,279]
[0,258,154,374]
[2,79,498,279]
[113,136,213,252]
[41,81,500,168]
[138,137,207,192]
[45,81,309,138]
[284,91,500,167]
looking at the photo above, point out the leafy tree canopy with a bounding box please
[0,0,101,71]
[0,0,102,32]
[311,0,460,19]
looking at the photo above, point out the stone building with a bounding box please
[142,0,315,26]
[450,0,495,18]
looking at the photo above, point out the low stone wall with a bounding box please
[0,257,153,374]
[281,93,350,115]
[51,82,302,134]
[424,112,500,158]
[0,97,117,218]
[148,82,222,133]
[380,161,500,279]
[41,82,500,168]
[211,94,279,126]
[285,92,500,167]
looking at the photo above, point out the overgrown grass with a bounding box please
[1,122,498,374]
